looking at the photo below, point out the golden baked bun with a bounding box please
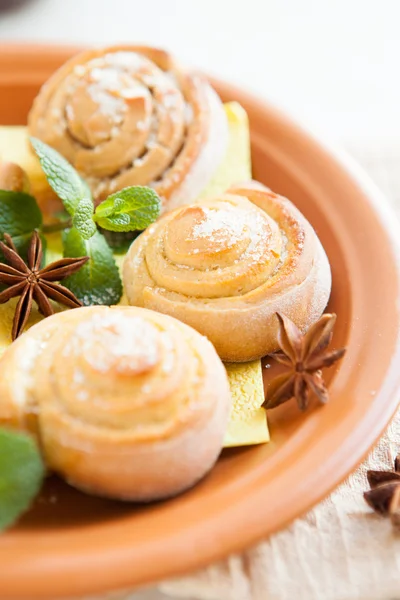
[0,306,231,501]
[123,182,332,362]
[28,46,228,210]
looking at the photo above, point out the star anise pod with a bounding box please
[263,312,346,411]
[0,231,88,340]
[364,454,400,530]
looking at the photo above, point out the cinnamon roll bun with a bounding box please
[123,182,332,361]
[0,306,231,501]
[28,46,228,211]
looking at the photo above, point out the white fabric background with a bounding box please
[1,1,400,598]
[1,0,400,145]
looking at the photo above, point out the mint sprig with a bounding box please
[29,139,161,240]
[63,228,123,306]
[72,197,97,240]
[30,137,91,216]
[94,186,161,232]
[0,138,162,307]
[0,428,44,531]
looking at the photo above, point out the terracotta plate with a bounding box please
[0,45,400,599]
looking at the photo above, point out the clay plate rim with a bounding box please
[0,44,399,599]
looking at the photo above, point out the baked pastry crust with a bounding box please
[0,306,231,501]
[123,182,332,361]
[28,45,228,210]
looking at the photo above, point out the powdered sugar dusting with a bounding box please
[185,204,274,268]
[74,65,86,77]
[13,337,44,409]
[87,84,126,121]
[243,211,273,265]
[91,51,144,72]
[90,66,121,88]
[190,207,245,245]
[69,312,163,376]
[160,331,175,374]
[84,55,149,122]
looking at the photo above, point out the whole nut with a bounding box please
[0,161,30,193]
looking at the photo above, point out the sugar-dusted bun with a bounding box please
[28,45,228,210]
[0,306,231,501]
[123,182,332,362]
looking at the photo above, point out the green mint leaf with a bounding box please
[99,213,130,230]
[0,190,44,264]
[30,137,91,216]
[72,197,96,240]
[62,227,122,306]
[94,186,161,232]
[0,190,42,238]
[0,428,44,531]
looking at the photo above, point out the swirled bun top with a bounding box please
[0,306,231,501]
[123,182,332,361]
[28,45,228,209]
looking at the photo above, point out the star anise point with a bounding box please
[0,231,88,340]
[263,312,346,411]
[364,454,400,530]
